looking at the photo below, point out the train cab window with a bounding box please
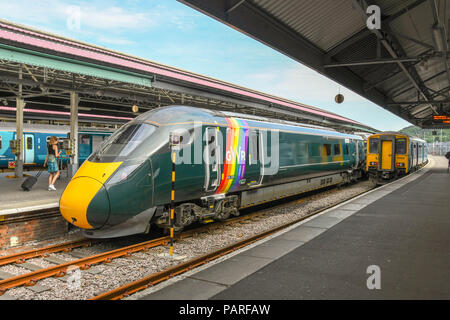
[323,144,331,156]
[333,144,341,155]
[369,138,379,154]
[395,138,407,154]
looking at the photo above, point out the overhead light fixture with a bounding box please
[132,104,139,113]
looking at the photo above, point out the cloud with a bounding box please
[242,63,364,105]
[0,0,158,33]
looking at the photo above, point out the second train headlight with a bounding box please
[106,163,140,185]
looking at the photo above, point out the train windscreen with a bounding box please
[369,138,379,154]
[89,123,156,162]
[395,138,407,154]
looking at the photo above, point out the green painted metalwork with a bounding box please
[0,44,153,87]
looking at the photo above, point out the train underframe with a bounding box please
[368,160,428,185]
[153,168,364,232]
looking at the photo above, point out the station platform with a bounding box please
[135,156,450,300]
[0,170,70,216]
[0,169,71,250]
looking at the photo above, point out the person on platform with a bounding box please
[44,136,62,191]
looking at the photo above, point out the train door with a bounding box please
[381,140,393,170]
[92,135,104,152]
[23,134,35,164]
[415,143,419,167]
[204,127,221,192]
[245,130,262,187]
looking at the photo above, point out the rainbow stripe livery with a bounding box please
[215,118,249,194]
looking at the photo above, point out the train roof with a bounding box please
[368,131,427,144]
[0,122,114,134]
[134,105,363,140]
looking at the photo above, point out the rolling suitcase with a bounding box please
[21,169,43,191]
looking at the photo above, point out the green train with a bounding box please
[60,106,366,238]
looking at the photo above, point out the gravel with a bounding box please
[2,180,374,300]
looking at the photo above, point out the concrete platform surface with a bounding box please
[135,156,449,300]
[0,170,69,215]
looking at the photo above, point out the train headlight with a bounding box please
[369,161,378,166]
[396,162,405,167]
[106,164,140,185]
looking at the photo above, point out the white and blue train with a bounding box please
[0,122,113,169]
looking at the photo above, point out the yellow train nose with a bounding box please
[60,177,109,229]
[59,160,122,229]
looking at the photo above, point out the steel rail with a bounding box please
[0,239,93,267]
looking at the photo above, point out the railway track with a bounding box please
[0,180,375,299]
[90,186,374,300]
[0,207,298,296]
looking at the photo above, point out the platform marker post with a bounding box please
[170,150,176,257]
[168,132,181,258]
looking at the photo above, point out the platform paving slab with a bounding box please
[326,209,357,219]
[302,216,342,229]
[142,277,227,300]
[240,238,305,260]
[0,294,17,300]
[190,255,273,286]
[278,226,326,242]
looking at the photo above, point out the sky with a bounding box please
[0,0,414,131]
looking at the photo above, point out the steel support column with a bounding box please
[68,91,79,178]
[15,97,25,178]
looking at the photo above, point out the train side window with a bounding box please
[296,142,308,158]
[0,136,2,149]
[26,137,33,150]
[323,144,331,156]
[343,144,348,155]
[249,130,259,164]
[333,144,341,155]
[369,138,379,153]
[311,143,321,157]
[79,135,91,145]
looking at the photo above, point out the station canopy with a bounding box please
[180,0,450,129]
[0,18,377,133]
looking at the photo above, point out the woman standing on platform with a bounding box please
[44,136,62,191]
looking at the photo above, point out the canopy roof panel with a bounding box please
[180,0,450,129]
